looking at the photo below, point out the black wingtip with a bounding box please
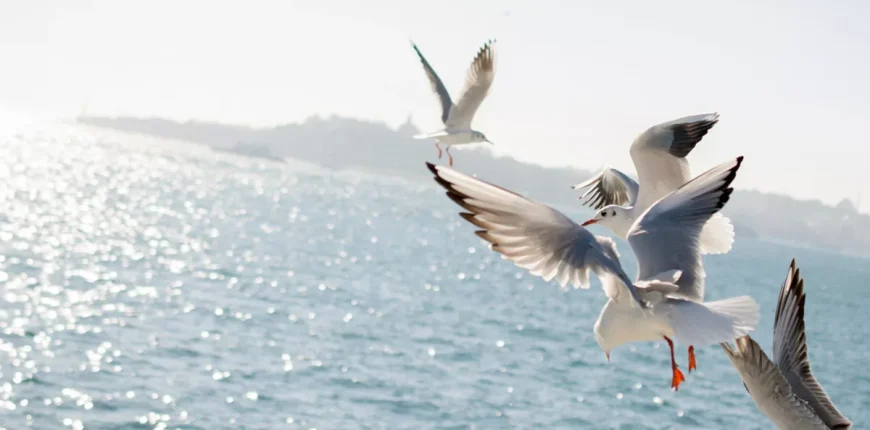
[774,258,808,339]
[411,43,427,61]
[711,156,745,210]
[425,162,438,175]
[668,114,723,158]
[459,212,477,223]
[728,155,744,182]
[789,261,805,294]
[433,176,452,192]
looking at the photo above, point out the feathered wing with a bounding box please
[572,167,640,209]
[411,42,454,124]
[627,156,743,302]
[445,40,496,128]
[721,337,830,430]
[425,162,644,306]
[630,113,720,211]
[772,260,852,429]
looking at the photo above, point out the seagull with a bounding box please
[426,156,759,390]
[411,40,496,166]
[574,113,735,255]
[721,260,852,429]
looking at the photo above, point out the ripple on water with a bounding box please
[0,128,868,429]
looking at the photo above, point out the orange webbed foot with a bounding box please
[664,335,686,391]
[671,366,686,391]
[688,345,696,373]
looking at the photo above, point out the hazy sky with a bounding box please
[2,0,869,206]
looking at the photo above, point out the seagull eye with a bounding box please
[601,212,607,217]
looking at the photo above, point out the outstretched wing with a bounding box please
[630,113,720,210]
[772,260,852,429]
[627,156,742,302]
[426,162,644,306]
[445,40,496,128]
[573,167,640,209]
[722,337,830,430]
[411,42,454,124]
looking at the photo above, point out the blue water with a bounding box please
[0,127,868,429]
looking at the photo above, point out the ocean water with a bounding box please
[0,126,868,430]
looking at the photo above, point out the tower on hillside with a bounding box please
[396,114,420,137]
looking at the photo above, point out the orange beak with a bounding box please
[582,219,597,227]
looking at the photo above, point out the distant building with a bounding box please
[396,115,420,137]
[836,198,858,214]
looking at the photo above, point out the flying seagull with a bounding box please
[721,260,852,429]
[411,40,496,166]
[575,113,735,255]
[427,156,758,390]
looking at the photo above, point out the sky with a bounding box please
[2,0,869,207]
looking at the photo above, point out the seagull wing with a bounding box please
[627,156,742,302]
[573,167,640,209]
[445,40,496,128]
[772,260,852,429]
[412,42,454,124]
[629,113,720,210]
[426,162,644,306]
[722,337,830,430]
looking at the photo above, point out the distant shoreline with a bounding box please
[76,115,870,258]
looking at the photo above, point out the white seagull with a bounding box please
[721,260,852,429]
[411,40,496,166]
[574,113,735,255]
[427,156,758,390]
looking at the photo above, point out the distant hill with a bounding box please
[78,115,870,257]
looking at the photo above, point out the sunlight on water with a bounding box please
[0,125,867,429]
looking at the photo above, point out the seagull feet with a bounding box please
[688,345,696,373]
[435,143,443,159]
[671,366,686,391]
[446,147,454,166]
[664,336,685,391]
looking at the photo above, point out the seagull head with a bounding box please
[581,205,624,228]
[471,130,493,145]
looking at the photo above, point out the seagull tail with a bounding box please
[669,296,760,346]
[699,213,735,255]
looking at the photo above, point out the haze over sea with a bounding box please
[0,126,868,429]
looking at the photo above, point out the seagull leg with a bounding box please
[435,143,443,159]
[664,336,685,391]
[688,345,696,373]
[447,147,454,166]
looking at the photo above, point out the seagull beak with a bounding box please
[485,138,494,145]
[581,219,597,227]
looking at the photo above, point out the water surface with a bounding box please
[0,127,867,429]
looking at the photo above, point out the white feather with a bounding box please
[698,213,735,254]
[669,296,760,346]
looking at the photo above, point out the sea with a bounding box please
[0,125,867,430]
